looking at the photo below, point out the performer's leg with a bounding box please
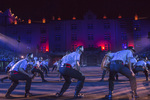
[144,69,149,81]
[56,75,71,97]
[68,69,85,96]
[101,70,106,81]
[119,66,138,98]
[1,76,9,82]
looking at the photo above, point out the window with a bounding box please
[55,25,61,30]
[122,43,128,49]
[41,47,43,52]
[41,37,47,43]
[135,32,141,40]
[55,45,61,51]
[55,35,61,41]
[105,44,108,51]
[104,33,111,40]
[88,33,94,40]
[40,46,46,52]
[134,24,140,31]
[72,44,77,51]
[88,44,94,48]
[26,28,32,34]
[43,47,46,51]
[71,24,77,30]
[105,44,111,51]
[40,27,47,34]
[88,24,93,29]
[71,33,77,41]
[120,23,127,28]
[104,22,110,29]
[121,32,127,41]
[41,29,46,33]
[120,22,128,28]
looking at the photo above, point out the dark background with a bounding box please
[0,0,149,21]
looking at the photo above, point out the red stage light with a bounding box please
[102,46,105,50]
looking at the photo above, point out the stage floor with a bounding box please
[0,66,150,100]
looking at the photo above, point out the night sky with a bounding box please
[0,0,150,21]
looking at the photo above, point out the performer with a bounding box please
[5,53,33,98]
[39,57,49,77]
[105,46,138,99]
[52,61,59,72]
[52,60,63,81]
[52,51,71,72]
[100,51,118,81]
[133,56,148,81]
[56,46,85,98]
[31,57,48,82]
[1,57,18,82]
[45,59,50,72]
[146,57,150,70]
[130,56,137,70]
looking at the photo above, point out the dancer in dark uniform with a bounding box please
[5,53,33,98]
[56,46,85,98]
[105,46,139,99]
[146,57,150,70]
[31,57,48,82]
[100,51,119,81]
[133,57,149,81]
[127,56,137,70]
[1,57,18,82]
[39,57,49,77]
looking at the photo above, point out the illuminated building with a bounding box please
[1,10,150,65]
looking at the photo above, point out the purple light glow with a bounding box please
[0,33,28,53]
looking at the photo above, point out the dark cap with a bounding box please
[126,46,136,52]
[76,46,84,52]
[26,53,33,59]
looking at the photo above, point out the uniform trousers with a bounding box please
[40,66,48,76]
[31,67,45,80]
[133,66,149,80]
[109,60,137,93]
[59,65,85,95]
[6,72,32,95]
[101,70,118,80]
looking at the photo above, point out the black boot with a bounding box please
[5,93,13,99]
[42,79,48,82]
[56,92,63,97]
[105,90,113,99]
[56,81,71,97]
[25,92,32,97]
[74,90,84,98]
[105,94,112,99]
[131,91,139,98]
[74,93,84,98]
